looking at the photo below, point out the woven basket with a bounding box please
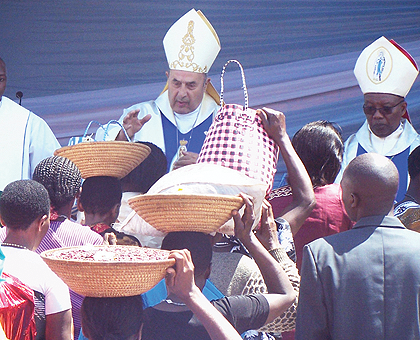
[54,141,151,179]
[40,245,175,297]
[128,193,244,234]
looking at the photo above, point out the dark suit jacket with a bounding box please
[296,215,420,340]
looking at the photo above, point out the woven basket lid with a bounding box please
[54,141,151,179]
[40,245,175,297]
[128,193,244,234]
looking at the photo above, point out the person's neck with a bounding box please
[154,293,190,312]
[3,233,36,251]
[404,188,420,204]
[357,208,394,221]
[56,202,74,219]
[84,213,113,227]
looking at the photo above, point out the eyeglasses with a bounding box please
[363,100,405,116]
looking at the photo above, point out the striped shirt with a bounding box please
[0,219,103,339]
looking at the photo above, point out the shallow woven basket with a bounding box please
[54,141,151,179]
[40,245,175,297]
[128,193,244,234]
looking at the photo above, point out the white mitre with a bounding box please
[163,9,221,74]
[354,36,419,97]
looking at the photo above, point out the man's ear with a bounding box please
[166,70,170,79]
[112,203,121,216]
[350,192,360,209]
[77,200,84,212]
[37,214,49,232]
[204,265,211,281]
[400,101,408,118]
[204,76,210,88]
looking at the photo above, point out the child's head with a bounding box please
[79,176,122,222]
[0,180,50,230]
[32,156,81,211]
[120,142,167,193]
[81,295,143,340]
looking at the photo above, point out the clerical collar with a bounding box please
[369,122,403,155]
[173,104,202,134]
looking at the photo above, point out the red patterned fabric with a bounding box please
[90,223,111,235]
[197,104,279,193]
[0,272,36,340]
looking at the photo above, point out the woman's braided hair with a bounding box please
[32,156,82,210]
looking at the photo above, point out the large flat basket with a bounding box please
[54,141,151,179]
[40,245,175,297]
[128,193,244,234]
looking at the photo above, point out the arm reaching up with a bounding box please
[232,194,296,325]
[166,249,243,340]
[257,108,316,235]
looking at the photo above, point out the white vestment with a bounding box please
[336,119,420,193]
[0,96,60,190]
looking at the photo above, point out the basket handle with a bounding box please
[220,59,249,110]
[95,120,132,142]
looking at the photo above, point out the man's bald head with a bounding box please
[341,153,399,220]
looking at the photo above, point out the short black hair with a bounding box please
[81,295,143,340]
[292,121,343,186]
[32,156,81,210]
[408,145,420,180]
[161,231,212,276]
[120,142,167,193]
[79,176,122,215]
[0,180,50,230]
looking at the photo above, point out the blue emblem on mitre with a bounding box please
[373,51,386,82]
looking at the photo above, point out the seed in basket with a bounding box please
[43,246,171,262]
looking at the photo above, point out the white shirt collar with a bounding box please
[173,104,202,134]
[369,122,404,155]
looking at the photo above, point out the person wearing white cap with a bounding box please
[336,36,420,202]
[97,9,221,172]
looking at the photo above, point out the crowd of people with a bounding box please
[0,7,420,340]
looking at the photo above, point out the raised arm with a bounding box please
[166,249,242,340]
[255,199,300,332]
[257,108,316,235]
[232,194,296,325]
[115,109,151,141]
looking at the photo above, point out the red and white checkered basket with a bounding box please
[197,60,279,193]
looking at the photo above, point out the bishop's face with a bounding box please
[166,69,209,114]
[363,93,407,138]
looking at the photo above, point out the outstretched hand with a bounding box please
[256,107,287,146]
[231,193,255,244]
[116,109,151,141]
[255,199,281,251]
[165,249,197,302]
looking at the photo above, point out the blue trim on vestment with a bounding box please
[161,113,213,172]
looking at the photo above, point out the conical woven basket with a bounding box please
[54,141,151,179]
[40,245,175,297]
[128,193,244,234]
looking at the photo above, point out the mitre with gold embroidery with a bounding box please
[354,36,419,97]
[163,9,221,74]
